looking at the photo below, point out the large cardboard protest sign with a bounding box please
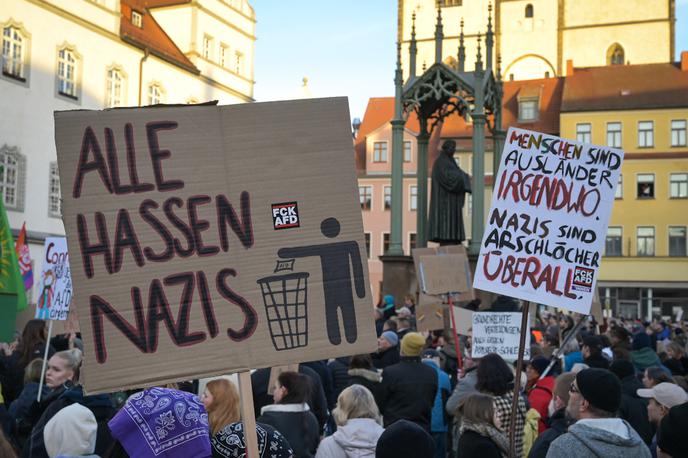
[471,312,530,361]
[55,98,377,394]
[412,246,475,305]
[35,237,72,321]
[416,303,445,332]
[473,128,623,314]
[418,254,470,295]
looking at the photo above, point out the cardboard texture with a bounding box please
[35,237,72,321]
[415,303,445,332]
[412,246,474,307]
[54,98,377,394]
[451,306,473,336]
[267,364,299,395]
[471,312,530,361]
[418,254,469,295]
[473,128,624,314]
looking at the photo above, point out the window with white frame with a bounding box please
[605,227,622,256]
[373,142,388,162]
[2,26,25,80]
[403,141,412,162]
[57,48,78,98]
[131,11,143,28]
[0,145,25,211]
[576,123,591,143]
[669,226,687,257]
[219,44,228,67]
[637,227,655,256]
[106,68,124,107]
[607,122,621,148]
[637,174,654,199]
[48,162,61,217]
[670,173,688,198]
[234,51,243,74]
[671,120,686,147]
[359,186,372,210]
[203,35,213,60]
[518,99,538,122]
[147,83,164,105]
[410,185,418,211]
[615,174,623,199]
[638,121,654,148]
[384,186,391,210]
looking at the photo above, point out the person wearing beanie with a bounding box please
[656,402,688,458]
[609,359,654,446]
[377,332,437,431]
[372,331,400,370]
[375,419,434,458]
[581,336,610,370]
[637,383,688,458]
[546,368,651,458]
[528,372,576,458]
[526,356,557,433]
[631,333,663,373]
[43,404,98,458]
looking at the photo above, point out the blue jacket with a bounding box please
[422,359,451,432]
[564,351,583,372]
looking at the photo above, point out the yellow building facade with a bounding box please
[560,62,688,319]
[401,0,674,81]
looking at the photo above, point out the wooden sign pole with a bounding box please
[508,302,531,458]
[238,371,260,458]
[447,296,463,371]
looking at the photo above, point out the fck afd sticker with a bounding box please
[272,202,300,230]
[572,266,594,292]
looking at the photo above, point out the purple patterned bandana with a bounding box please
[108,387,211,458]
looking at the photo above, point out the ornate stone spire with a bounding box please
[486,3,494,70]
[434,1,443,63]
[475,32,483,71]
[409,12,417,79]
[457,18,465,72]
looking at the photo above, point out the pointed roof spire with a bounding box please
[409,11,417,79]
[486,2,494,70]
[457,17,465,73]
[434,0,444,63]
[475,32,483,71]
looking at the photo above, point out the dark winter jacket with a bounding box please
[23,385,114,458]
[258,403,320,458]
[371,345,400,370]
[630,348,663,372]
[303,361,335,410]
[251,365,328,430]
[7,382,49,449]
[457,429,504,458]
[378,357,437,431]
[584,353,610,370]
[618,375,653,445]
[0,343,54,404]
[664,356,688,376]
[346,368,382,407]
[327,357,350,401]
[528,408,569,458]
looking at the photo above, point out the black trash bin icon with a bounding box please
[256,271,310,351]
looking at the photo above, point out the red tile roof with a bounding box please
[561,63,688,112]
[502,77,563,134]
[120,0,198,74]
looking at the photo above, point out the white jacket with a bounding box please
[315,418,384,458]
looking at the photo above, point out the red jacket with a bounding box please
[527,375,556,433]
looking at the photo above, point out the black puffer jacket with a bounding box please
[257,403,320,458]
[378,356,437,431]
[618,375,653,445]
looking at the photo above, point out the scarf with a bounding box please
[460,420,510,458]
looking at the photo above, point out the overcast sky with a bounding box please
[252,0,688,121]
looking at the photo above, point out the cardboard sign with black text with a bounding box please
[54,98,377,394]
[473,127,623,314]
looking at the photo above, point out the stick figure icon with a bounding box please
[277,217,366,345]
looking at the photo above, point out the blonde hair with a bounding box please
[24,358,44,384]
[53,349,82,383]
[459,393,496,426]
[206,379,241,435]
[332,384,381,426]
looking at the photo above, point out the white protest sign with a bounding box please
[473,127,623,314]
[471,312,530,361]
[35,237,72,321]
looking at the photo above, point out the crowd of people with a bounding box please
[1,295,688,458]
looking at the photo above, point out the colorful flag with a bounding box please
[0,196,27,341]
[15,223,33,291]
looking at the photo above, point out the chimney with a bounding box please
[682,51,688,72]
[566,59,574,76]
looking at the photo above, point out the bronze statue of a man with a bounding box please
[428,140,472,244]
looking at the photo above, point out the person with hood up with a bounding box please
[421,349,451,458]
[315,384,383,458]
[258,371,320,458]
[376,295,396,320]
[43,404,99,458]
[631,333,665,373]
[526,356,557,433]
[545,368,651,458]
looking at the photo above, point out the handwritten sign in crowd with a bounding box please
[471,312,530,361]
[474,127,623,313]
[54,99,376,394]
[35,237,72,321]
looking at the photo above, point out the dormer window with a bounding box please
[131,11,143,28]
[518,98,538,122]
